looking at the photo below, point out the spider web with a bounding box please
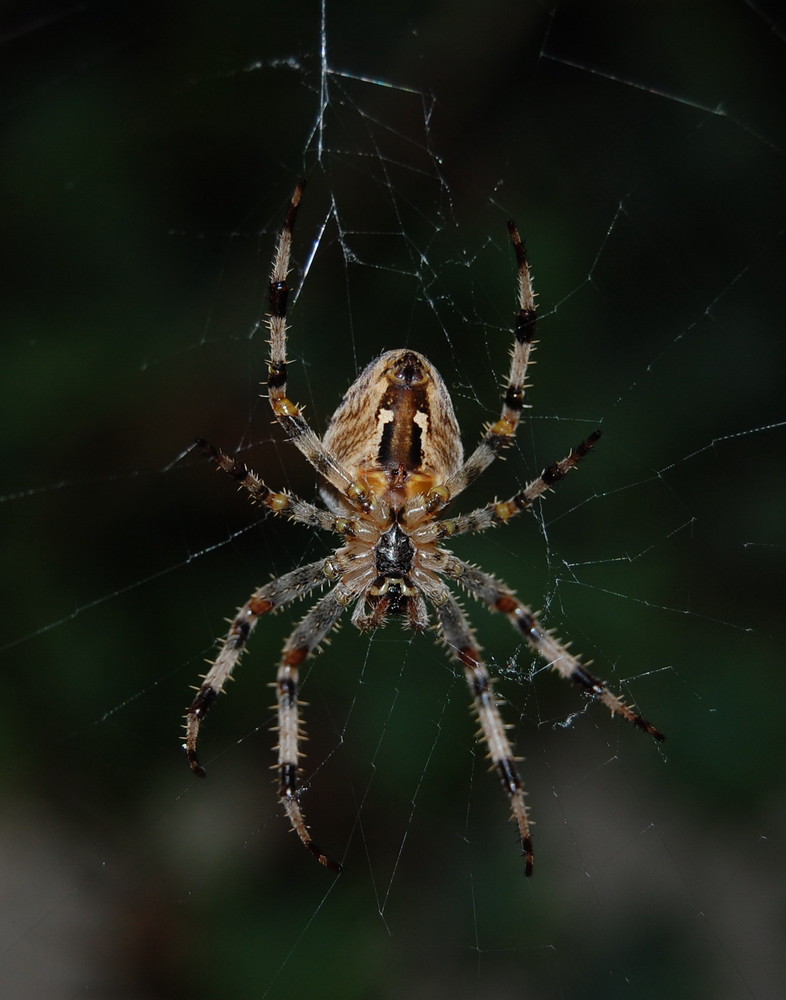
[1,1,785,997]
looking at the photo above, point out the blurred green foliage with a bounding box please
[1,1,784,997]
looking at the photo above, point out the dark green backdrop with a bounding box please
[2,1,784,997]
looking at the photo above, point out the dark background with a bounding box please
[2,1,784,997]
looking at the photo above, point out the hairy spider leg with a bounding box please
[432,430,603,541]
[435,221,539,507]
[185,560,332,775]
[275,584,353,873]
[422,579,534,875]
[435,554,664,741]
[264,180,379,516]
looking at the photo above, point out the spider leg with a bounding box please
[439,220,537,506]
[275,583,352,872]
[426,430,602,541]
[196,437,346,534]
[438,555,664,741]
[184,558,334,777]
[263,181,372,510]
[423,580,534,875]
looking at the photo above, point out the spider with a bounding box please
[184,179,664,875]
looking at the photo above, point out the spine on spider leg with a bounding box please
[565,659,665,741]
[195,438,270,500]
[183,592,274,777]
[274,648,344,874]
[461,647,535,877]
[430,586,535,875]
[271,585,350,872]
[485,219,538,443]
[194,438,347,532]
[184,687,219,777]
[267,178,306,401]
[195,437,282,511]
[441,556,665,743]
[440,217,540,504]
[183,560,337,785]
[256,182,363,504]
[494,592,665,743]
[493,429,604,523]
[540,430,602,488]
[430,429,605,540]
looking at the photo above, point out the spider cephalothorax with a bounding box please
[184,180,663,875]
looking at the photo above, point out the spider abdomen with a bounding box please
[320,349,464,513]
